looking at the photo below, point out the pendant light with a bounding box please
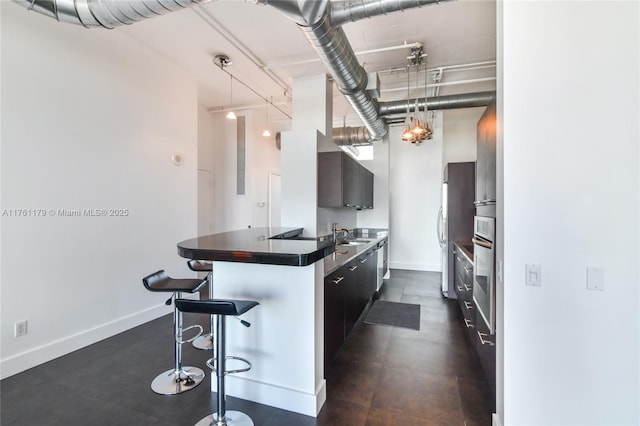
[262,99,271,137]
[401,64,416,143]
[225,74,237,120]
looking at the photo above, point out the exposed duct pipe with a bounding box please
[378,91,496,116]
[331,0,443,27]
[333,91,495,145]
[257,0,449,141]
[13,0,211,28]
[332,126,372,146]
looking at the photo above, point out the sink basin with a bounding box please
[338,240,370,246]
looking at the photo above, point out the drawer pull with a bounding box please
[464,319,474,329]
[457,285,463,292]
[477,331,495,346]
[348,265,358,272]
[463,283,472,292]
[456,256,462,262]
[360,258,368,264]
[464,265,472,272]
[464,301,474,311]
[332,276,345,285]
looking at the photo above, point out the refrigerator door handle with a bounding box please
[437,206,444,247]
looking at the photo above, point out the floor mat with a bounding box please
[364,300,421,330]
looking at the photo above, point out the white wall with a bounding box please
[388,115,444,271]
[358,138,391,230]
[443,108,484,164]
[0,3,199,378]
[203,109,282,233]
[500,2,639,425]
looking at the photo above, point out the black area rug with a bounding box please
[364,300,421,330]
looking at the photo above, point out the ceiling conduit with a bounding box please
[13,0,211,28]
[257,0,451,141]
[333,91,495,145]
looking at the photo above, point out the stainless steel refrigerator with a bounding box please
[438,162,475,298]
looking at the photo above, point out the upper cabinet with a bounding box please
[475,99,497,216]
[318,151,374,209]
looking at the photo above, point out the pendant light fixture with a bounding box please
[262,99,271,137]
[215,54,236,120]
[225,74,237,120]
[401,63,416,143]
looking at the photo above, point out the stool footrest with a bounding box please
[175,324,203,344]
[206,355,252,375]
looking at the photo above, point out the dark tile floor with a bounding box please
[0,270,493,425]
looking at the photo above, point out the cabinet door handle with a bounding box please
[463,283,472,292]
[477,331,495,346]
[457,285,463,292]
[464,265,472,272]
[360,258,367,263]
[348,266,358,272]
[464,319,474,329]
[464,301,474,311]
[332,276,345,285]
[457,256,462,262]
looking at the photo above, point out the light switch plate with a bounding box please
[525,264,542,287]
[587,267,604,291]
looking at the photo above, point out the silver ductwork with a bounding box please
[332,91,496,145]
[378,91,496,116]
[13,0,211,28]
[331,0,443,27]
[332,126,372,146]
[257,0,452,141]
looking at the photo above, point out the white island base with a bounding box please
[210,260,326,417]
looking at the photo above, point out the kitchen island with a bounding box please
[178,227,334,417]
[177,227,385,417]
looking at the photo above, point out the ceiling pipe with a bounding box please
[333,91,495,145]
[378,90,496,116]
[256,0,450,141]
[13,0,212,28]
[331,0,443,27]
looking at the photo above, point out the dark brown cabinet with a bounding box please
[324,248,379,373]
[475,99,497,216]
[318,151,374,209]
[453,245,475,338]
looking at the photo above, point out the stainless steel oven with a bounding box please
[472,216,496,334]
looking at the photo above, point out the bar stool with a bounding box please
[142,270,208,395]
[175,298,259,426]
[187,259,214,350]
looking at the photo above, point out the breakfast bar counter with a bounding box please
[176,227,331,418]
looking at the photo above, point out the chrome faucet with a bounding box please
[332,223,350,242]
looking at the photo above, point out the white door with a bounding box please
[269,172,281,228]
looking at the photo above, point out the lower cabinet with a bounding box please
[453,242,496,405]
[324,251,378,374]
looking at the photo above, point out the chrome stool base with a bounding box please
[151,367,205,395]
[192,333,214,350]
[194,411,254,426]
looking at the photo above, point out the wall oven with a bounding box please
[472,216,496,334]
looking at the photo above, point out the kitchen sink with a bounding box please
[338,240,370,246]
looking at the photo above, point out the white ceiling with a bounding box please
[118,0,496,127]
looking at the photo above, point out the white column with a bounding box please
[280,74,332,238]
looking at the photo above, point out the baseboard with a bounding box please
[225,375,327,417]
[492,413,502,426]
[0,303,172,379]
[389,262,441,272]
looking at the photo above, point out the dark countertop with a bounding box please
[177,227,335,267]
[324,232,388,276]
[454,240,474,262]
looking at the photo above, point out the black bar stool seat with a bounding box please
[175,298,259,426]
[186,260,215,350]
[142,270,208,395]
[175,299,258,316]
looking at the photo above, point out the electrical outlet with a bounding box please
[15,320,28,337]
